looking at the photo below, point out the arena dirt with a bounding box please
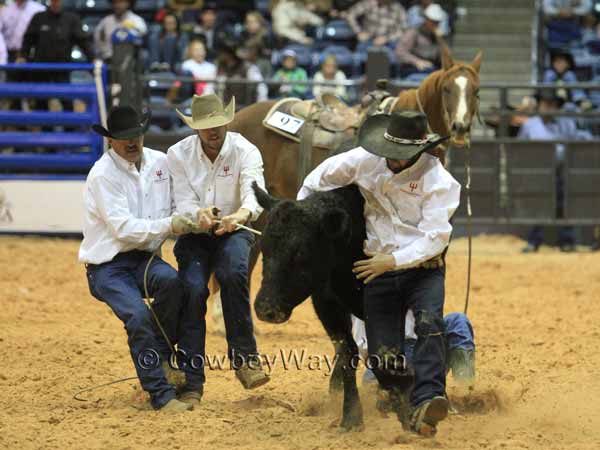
[1,235,599,450]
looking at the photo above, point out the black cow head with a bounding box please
[253,183,351,323]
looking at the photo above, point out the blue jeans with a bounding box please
[86,250,186,409]
[404,312,475,364]
[174,230,258,389]
[364,267,446,407]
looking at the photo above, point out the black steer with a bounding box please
[253,183,366,430]
[253,182,416,430]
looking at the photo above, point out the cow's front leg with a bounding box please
[312,295,363,431]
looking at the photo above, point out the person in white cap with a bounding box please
[407,0,450,36]
[167,94,270,400]
[396,3,448,79]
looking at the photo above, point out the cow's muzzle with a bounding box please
[254,294,292,324]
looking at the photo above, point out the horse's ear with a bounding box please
[252,182,280,212]
[471,50,483,73]
[441,41,454,71]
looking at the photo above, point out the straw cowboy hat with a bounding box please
[176,94,236,130]
[92,105,150,140]
[358,110,448,160]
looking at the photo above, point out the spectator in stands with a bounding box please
[396,3,445,80]
[181,40,217,96]
[0,0,44,63]
[543,0,592,46]
[20,0,94,112]
[543,49,591,110]
[94,0,147,63]
[272,0,324,46]
[148,12,187,72]
[237,11,273,79]
[519,88,592,253]
[312,54,348,100]
[344,0,407,55]
[190,5,221,60]
[407,0,450,37]
[217,42,268,107]
[273,49,308,98]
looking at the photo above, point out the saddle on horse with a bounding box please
[262,94,360,151]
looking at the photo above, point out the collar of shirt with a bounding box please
[197,132,231,166]
[107,148,147,176]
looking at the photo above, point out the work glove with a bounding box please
[171,214,195,236]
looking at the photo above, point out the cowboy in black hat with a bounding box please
[81,105,204,412]
[298,110,461,437]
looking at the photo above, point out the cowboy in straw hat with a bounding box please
[167,94,270,397]
[81,105,205,413]
[298,110,460,437]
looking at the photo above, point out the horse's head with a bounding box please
[439,45,482,148]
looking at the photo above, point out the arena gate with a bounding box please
[0,62,107,234]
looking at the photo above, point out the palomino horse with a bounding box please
[393,44,483,154]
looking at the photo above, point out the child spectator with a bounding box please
[148,12,187,72]
[274,49,308,98]
[543,50,590,109]
[181,40,217,95]
[312,55,348,100]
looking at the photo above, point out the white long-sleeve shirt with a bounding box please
[167,132,265,222]
[79,148,173,265]
[298,147,461,269]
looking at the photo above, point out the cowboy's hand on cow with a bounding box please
[196,206,219,233]
[215,208,251,236]
[352,251,396,285]
[171,214,196,235]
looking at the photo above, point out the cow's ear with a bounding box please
[253,182,280,211]
[321,208,350,241]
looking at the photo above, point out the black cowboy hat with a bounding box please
[535,88,566,108]
[357,110,449,160]
[92,105,151,140]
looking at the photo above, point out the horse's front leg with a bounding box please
[312,294,363,431]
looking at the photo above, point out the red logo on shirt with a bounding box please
[155,169,167,183]
[223,165,230,175]
[409,182,418,192]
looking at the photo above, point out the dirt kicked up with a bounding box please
[1,235,599,450]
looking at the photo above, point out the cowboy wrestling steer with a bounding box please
[252,183,414,430]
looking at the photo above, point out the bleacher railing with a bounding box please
[0,62,107,172]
